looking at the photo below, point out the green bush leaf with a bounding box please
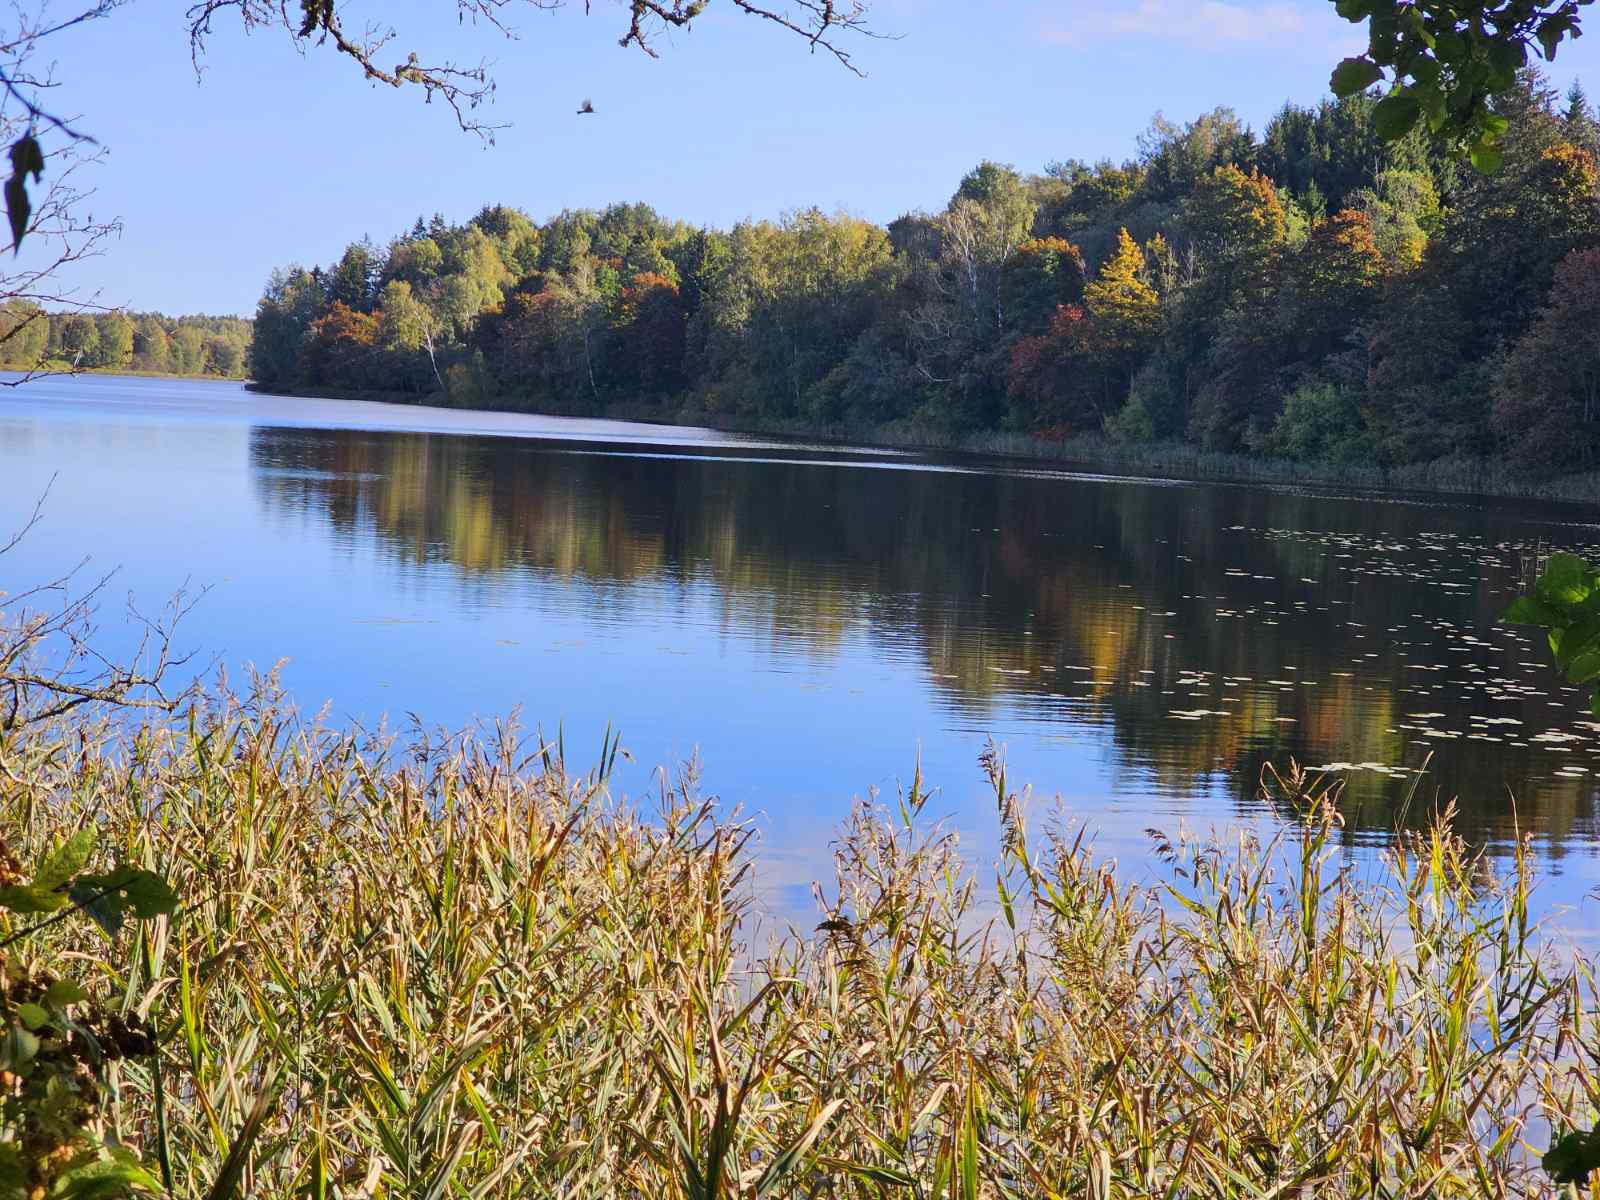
[16,1002,47,1031]
[1546,1128,1600,1185]
[816,1158,917,1187]
[1555,615,1600,669]
[1432,27,1466,63]
[1504,596,1563,626]
[36,828,96,892]
[1569,647,1600,686]
[1331,57,1383,95]
[44,979,89,1007]
[1471,142,1506,174]
[50,1147,164,1199]
[0,883,70,914]
[69,867,178,938]
[1373,93,1423,140]
[1538,553,1595,605]
[0,1024,39,1070]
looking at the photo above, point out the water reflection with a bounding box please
[249,423,1600,853]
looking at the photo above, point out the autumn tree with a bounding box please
[304,302,381,389]
[999,238,1087,335]
[1288,208,1387,357]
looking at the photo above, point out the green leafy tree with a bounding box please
[998,237,1087,335]
[92,312,133,369]
[132,316,170,373]
[55,313,98,365]
[1137,108,1257,203]
[1493,245,1600,467]
[251,267,326,388]
[171,325,206,376]
[329,238,380,311]
[0,302,46,368]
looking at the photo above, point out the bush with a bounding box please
[1265,376,1374,462]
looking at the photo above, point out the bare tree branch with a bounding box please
[185,0,877,142]
[0,492,204,739]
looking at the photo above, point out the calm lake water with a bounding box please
[7,375,1600,922]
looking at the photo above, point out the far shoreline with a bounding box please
[238,379,1600,510]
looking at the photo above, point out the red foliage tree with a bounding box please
[303,301,381,389]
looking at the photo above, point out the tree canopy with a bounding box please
[251,69,1600,475]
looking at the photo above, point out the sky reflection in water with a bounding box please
[6,375,1600,936]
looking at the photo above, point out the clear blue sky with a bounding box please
[35,0,1600,316]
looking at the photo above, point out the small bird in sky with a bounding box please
[577,99,595,114]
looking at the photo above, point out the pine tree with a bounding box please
[1565,80,1599,153]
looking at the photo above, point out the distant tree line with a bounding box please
[252,70,1600,474]
[0,305,251,378]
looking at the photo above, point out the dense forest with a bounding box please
[0,305,251,378]
[251,70,1600,473]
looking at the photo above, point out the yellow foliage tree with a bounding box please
[1084,228,1161,353]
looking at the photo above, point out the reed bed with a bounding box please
[1,682,1597,1197]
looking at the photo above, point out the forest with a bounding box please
[0,305,251,379]
[250,70,1600,474]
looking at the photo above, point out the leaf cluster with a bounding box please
[1330,0,1593,170]
[0,829,174,1199]
[1503,552,1600,712]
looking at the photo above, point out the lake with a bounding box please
[5,375,1600,923]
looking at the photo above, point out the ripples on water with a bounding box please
[5,375,1600,927]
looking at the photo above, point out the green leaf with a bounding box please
[1546,1128,1600,1185]
[16,1002,47,1031]
[1373,93,1423,140]
[0,1024,39,1070]
[753,1098,844,1197]
[1471,142,1506,174]
[44,978,89,1006]
[1569,647,1600,685]
[69,867,178,939]
[36,828,95,892]
[51,1147,164,1199]
[816,1158,917,1187]
[1432,27,1467,63]
[1539,553,1594,605]
[1504,596,1563,626]
[0,883,69,914]
[1331,57,1383,96]
[1539,13,1573,60]
[1555,614,1600,669]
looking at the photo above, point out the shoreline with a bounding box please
[248,380,1600,507]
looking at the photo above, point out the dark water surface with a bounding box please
[7,376,1600,924]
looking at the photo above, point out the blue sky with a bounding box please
[33,0,1600,316]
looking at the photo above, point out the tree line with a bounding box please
[251,69,1600,474]
[0,304,251,378]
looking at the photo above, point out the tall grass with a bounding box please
[2,682,1596,1197]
